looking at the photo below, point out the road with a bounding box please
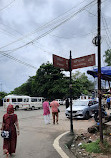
[0,106,96,158]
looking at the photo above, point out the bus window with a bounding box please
[12,98,16,102]
[38,99,41,102]
[24,99,26,102]
[17,98,22,102]
[24,98,29,102]
[42,98,45,102]
[7,99,10,102]
[4,99,6,102]
[31,98,37,102]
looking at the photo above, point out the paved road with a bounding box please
[0,106,96,158]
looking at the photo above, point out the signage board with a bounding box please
[53,54,69,70]
[72,54,95,69]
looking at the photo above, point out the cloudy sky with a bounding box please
[0,0,111,92]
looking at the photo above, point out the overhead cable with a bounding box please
[0,0,97,53]
[0,0,97,51]
[0,51,37,69]
[0,0,16,12]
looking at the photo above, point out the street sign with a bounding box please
[53,54,95,70]
[53,52,95,135]
[53,54,69,71]
[72,54,95,69]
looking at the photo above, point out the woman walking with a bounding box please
[1,104,20,158]
[43,98,50,124]
[50,99,59,124]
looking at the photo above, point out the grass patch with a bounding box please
[81,139,111,154]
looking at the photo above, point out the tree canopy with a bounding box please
[0,91,7,106]
[0,91,7,99]
[104,49,111,66]
[11,62,94,100]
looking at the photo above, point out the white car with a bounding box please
[56,99,64,105]
[65,99,99,119]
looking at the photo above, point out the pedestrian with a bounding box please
[43,98,50,124]
[66,98,69,109]
[106,96,110,110]
[0,104,20,158]
[50,98,59,124]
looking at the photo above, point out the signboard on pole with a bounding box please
[72,54,95,69]
[53,52,95,134]
[53,54,95,70]
[53,54,69,71]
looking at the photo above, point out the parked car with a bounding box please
[65,99,99,119]
[55,99,64,105]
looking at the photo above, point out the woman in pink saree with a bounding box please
[1,104,20,158]
[43,99,50,124]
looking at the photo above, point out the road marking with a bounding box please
[53,131,69,158]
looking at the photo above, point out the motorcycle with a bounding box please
[93,107,107,122]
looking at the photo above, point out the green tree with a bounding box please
[12,62,94,100]
[104,49,111,66]
[0,91,7,99]
[72,71,94,96]
[0,91,7,106]
[34,62,68,99]
[11,76,36,96]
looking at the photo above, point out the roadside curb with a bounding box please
[53,131,75,158]
[53,131,70,158]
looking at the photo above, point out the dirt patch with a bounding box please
[69,124,111,158]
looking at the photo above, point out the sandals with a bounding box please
[6,152,9,158]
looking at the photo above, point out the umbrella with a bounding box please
[87,66,111,81]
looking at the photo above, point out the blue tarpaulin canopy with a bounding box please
[87,66,111,81]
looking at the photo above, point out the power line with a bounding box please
[102,15,111,44]
[0,0,16,12]
[0,0,97,51]
[0,0,97,70]
[0,51,37,69]
[0,0,97,53]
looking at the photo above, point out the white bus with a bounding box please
[3,95,44,110]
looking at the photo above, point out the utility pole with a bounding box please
[98,0,103,143]
[69,50,73,134]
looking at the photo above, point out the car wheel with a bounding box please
[85,111,90,120]
[15,106,19,111]
[31,106,35,110]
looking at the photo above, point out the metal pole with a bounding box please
[69,50,73,133]
[98,0,103,143]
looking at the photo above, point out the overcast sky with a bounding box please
[0,0,111,92]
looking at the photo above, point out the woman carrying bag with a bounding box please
[1,104,20,158]
[50,99,60,124]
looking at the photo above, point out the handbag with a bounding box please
[1,114,13,139]
[58,108,60,113]
[1,130,10,139]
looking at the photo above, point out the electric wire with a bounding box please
[102,15,111,45]
[0,26,37,69]
[0,0,97,51]
[50,30,96,39]
[102,15,111,48]
[0,0,97,54]
[0,27,19,38]
[0,0,97,69]
[0,0,97,70]
[0,51,37,69]
[0,0,16,12]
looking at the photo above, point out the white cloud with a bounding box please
[0,0,111,92]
